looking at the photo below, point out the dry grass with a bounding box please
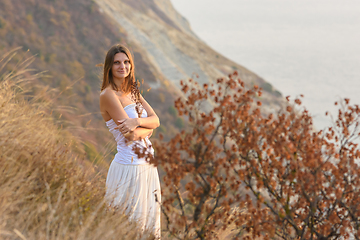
[0,50,151,239]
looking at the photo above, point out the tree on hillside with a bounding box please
[145,72,360,239]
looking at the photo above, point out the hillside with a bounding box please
[0,52,150,239]
[0,0,283,162]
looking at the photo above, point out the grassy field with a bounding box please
[0,50,156,239]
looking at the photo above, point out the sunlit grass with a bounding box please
[0,49,151,239]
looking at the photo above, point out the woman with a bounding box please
[99,44,161,238]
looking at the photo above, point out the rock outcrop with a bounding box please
[95,0,282,107]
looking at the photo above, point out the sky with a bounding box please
[170,0,360,129]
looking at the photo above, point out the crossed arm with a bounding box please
[100,89,160,141]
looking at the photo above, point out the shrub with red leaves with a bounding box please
[145,72,360,240]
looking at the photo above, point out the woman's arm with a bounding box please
[138,94,160,129]
[125,127,153,141]
[100,89,131,126]
[100,89,155,140]
[116,95,160,132]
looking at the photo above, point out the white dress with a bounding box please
[105,103,161,238]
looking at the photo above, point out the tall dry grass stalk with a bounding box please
[0,49,150,239]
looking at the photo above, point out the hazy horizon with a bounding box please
[171,0,360,129]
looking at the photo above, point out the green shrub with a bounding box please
[168,105,177,117]
[175,117,184,129]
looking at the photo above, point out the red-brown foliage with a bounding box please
[146,72,360,239]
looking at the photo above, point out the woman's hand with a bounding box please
[115,118,139,135]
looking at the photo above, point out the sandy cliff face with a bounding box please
[95,0,283,107]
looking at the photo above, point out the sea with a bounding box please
[171,0,360,130]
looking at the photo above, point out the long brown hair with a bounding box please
[101,44,134,93]
[101,44,142,117]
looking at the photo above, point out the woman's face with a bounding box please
[111,52,131,81]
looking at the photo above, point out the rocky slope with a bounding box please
[95,0,282,106]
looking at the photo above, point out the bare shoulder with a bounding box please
[100,87,116,102]
[139,94,157,116]
[139,94,149,104]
